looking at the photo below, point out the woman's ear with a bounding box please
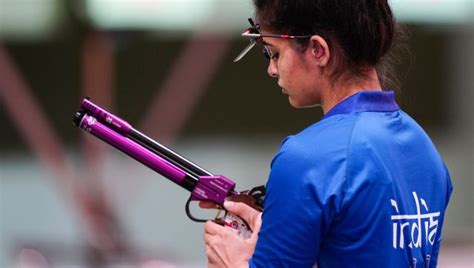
[310,35,330,67]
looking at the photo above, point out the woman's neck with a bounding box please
[320,68,382,114]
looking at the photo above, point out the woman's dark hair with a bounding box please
[254,0,406,89]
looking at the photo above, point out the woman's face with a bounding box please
[262,34,323,108]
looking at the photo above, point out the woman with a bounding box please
[202,0,453,267]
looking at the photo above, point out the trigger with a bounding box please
[215,206,223,220]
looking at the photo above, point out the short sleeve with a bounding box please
[249,137,347,267]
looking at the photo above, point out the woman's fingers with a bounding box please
[204,220,225,236]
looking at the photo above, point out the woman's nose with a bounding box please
[267,60,278,78]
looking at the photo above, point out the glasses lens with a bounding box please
[262,46,272,60]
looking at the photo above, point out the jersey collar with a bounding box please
[323,90,400,119]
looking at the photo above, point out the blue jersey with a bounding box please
[249,91,453,268]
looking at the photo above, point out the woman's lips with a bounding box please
[278,83,288,94]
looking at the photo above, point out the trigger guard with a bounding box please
[185,196,223,223]
[185,196,208,222]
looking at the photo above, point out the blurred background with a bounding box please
[0,0,473,267]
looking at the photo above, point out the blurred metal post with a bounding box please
[81,31,115,186]
[140,33,233,145]
[0,44,133,266]
[79,31,135,264]
[0,46,75,195]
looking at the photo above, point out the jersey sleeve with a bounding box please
[249,136,347,267]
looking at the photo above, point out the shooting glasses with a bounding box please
[233,18,312,62]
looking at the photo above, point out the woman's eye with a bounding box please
[271,53,279,60]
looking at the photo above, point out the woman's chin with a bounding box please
[288,97,320,109]
[288,97,302,108]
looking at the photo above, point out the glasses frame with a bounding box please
[233,18,312,62]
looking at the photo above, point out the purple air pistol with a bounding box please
[73,97,265,238]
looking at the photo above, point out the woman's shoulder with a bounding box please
[289,114,362,149]
[277,110,415,161]
[273,115,362,165]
